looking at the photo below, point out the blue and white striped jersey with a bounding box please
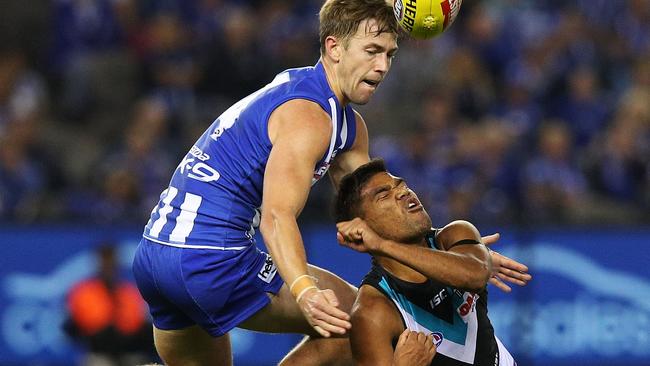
[143,62,357,250]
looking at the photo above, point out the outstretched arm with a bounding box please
[337,219,491,292]
[260,99,350,337]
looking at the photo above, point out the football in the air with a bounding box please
[392,0,463,39]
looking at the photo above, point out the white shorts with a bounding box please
[496,336,517,366]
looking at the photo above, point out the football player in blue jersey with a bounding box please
[132,1,529,365]
[133,2,399,365]
[335,159,530,365]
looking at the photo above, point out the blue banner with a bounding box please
[0,225,648,365]
[488,229,650,366]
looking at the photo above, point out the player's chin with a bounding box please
[412,213,432,233]
[351,94,373,105]
[350,89,375,105]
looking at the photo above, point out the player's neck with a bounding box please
[321,57,349,106]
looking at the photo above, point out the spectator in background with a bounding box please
[468,120,520,225]
[97,98,176,220]
[197,5,270,102]
[582,76,650,222]
[64,244,155,366]
[0,0,648,225]
[445,46,494,121]
[257,0,319,72]
[552,65,610,148]
[0,46,60,221]
[591,117,646,201]
[0,132,47,220]
[51,0,138,131]
[0,47,47,136]
[521,120,588,224]
[491,75,543,144]
[63,97,175,223]
[139,11,200,135]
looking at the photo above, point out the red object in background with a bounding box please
[67,278,147,336]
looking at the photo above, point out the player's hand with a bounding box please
[297,287,351,338]
[393,330,436,366]
[336,218,383,253]
[482,233,532,293]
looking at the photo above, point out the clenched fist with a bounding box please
[393,330,436,366]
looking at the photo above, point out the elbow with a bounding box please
[477,263,492,289]
[259,207,292,242]
[259,211,278,241]
[259,221,271,243]
[464,259,491,292]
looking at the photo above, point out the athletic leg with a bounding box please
[279,336,352,366]
[152,325,232,366]
[238,264,357,366]
[133,240,235,366]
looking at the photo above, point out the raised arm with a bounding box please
[260,99,350,337]
[337,219,491,292]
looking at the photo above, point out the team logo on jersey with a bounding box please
[312,163,330,183]
[457,292,479,317]
[177,146,221,183]
[210,127,224,140]
[257,253,278,283]
[312,150,338,184]
[432,331,444,347]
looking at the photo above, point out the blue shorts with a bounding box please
[132,238,284,337]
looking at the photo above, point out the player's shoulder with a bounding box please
[352,284,401,328]
[272,98,331,125]
[435,220,481,250]
[268,65,333,115]
[281,65,327,95]
[268,98,332,145]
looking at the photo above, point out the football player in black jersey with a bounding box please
[335,159,530,366]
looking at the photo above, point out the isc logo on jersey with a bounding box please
[429,288,448,308]
[177,145,221,182]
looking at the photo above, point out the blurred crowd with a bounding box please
[0,0,648,227]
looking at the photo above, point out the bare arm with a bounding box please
[337,220,491,292]
[351,286,435,366]
[328,110,370,189]
[260,99,350,337]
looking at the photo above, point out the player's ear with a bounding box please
[325,35,342,62]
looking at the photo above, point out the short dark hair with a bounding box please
[319,0,399,55]
[334,159,388,222]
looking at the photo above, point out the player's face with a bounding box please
[359,172,432,243]
[338,19,398,105]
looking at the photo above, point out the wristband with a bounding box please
[289,274,318,299]
[295,286,318,303]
